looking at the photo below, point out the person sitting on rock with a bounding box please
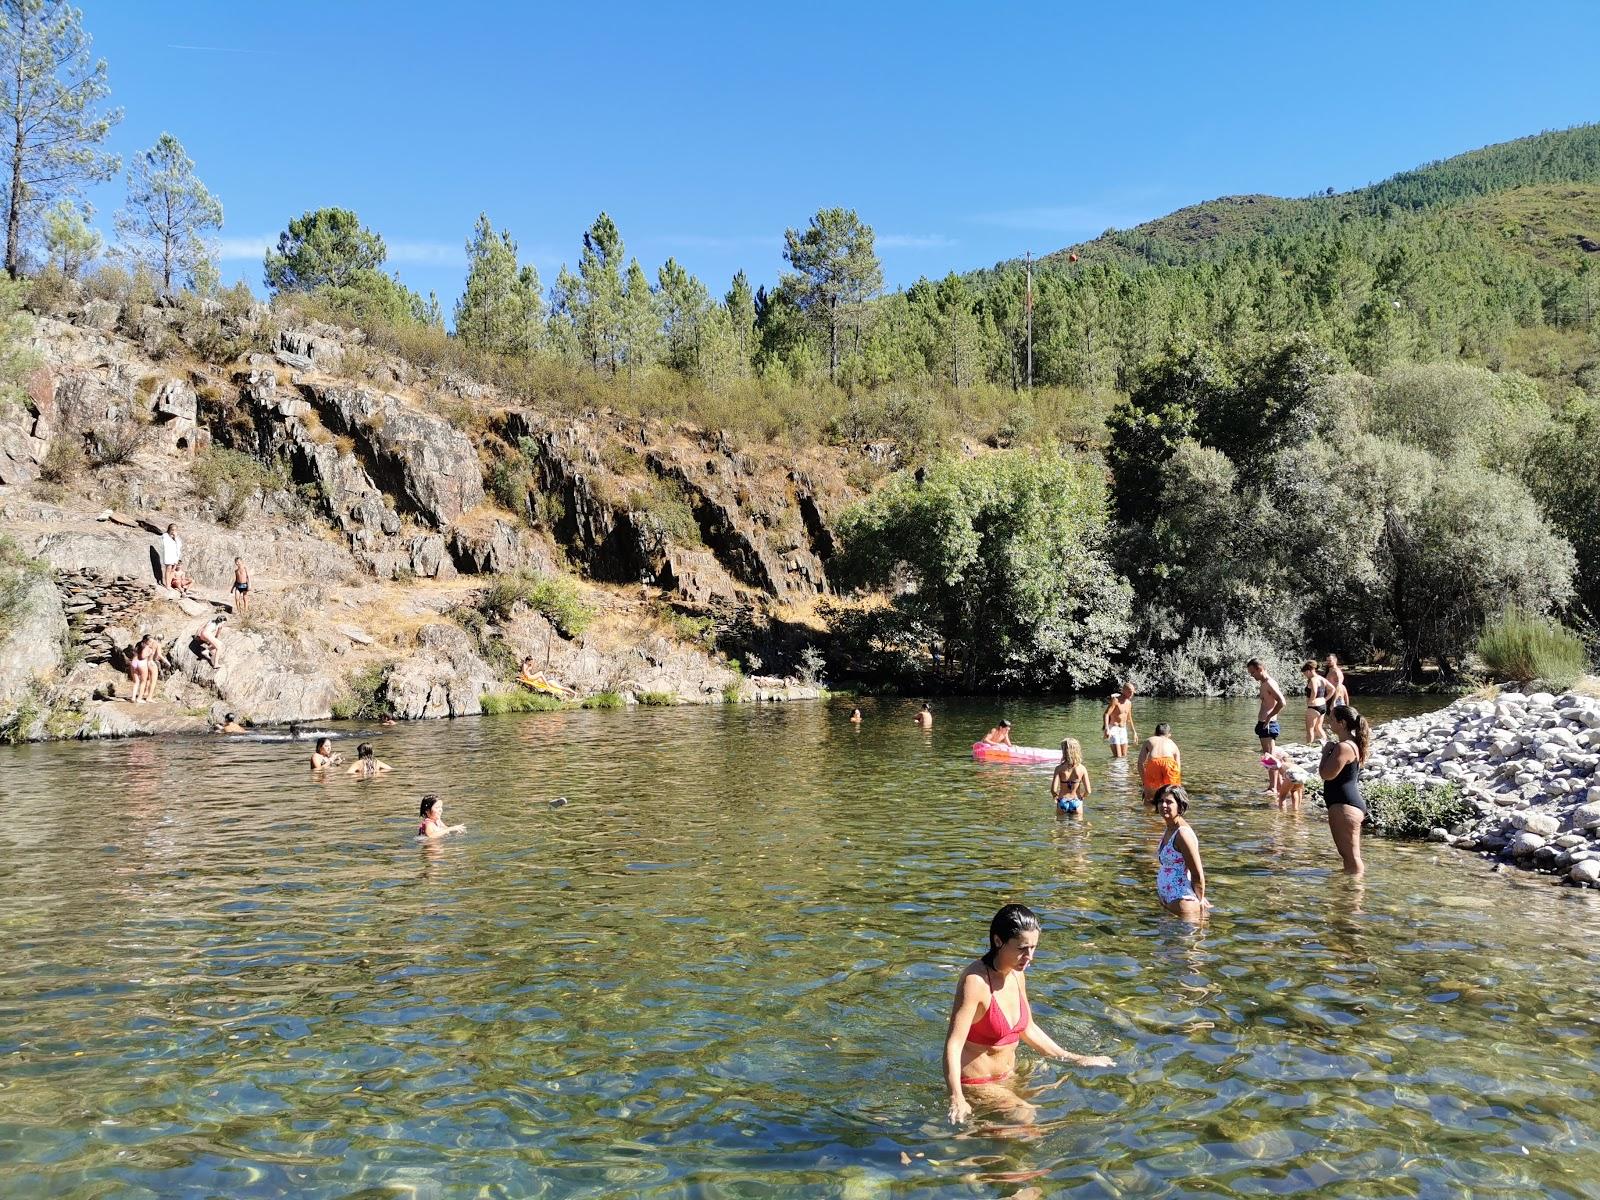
[214,712,247,734]
[346,741,392,778]
[310,737,343,770]
[192,614,226,666]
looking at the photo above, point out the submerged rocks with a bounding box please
[1282,690,1600,888]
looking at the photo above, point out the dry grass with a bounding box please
[1570,675,1600,700]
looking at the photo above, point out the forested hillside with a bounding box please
[5,4,1596,704]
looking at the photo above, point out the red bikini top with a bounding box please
[965,967,1030,1047]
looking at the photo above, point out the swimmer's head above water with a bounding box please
[982,903,1041,972]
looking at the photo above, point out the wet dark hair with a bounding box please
[1246,657,1263,670]
[224,712,236,722]
[982,903,1041,968]
[315,737,332,753]
[1331,704,1370,762]
[1149,784,1190,813]
[356,742,374,759]
[419,794,440,818]
[1155,722,1171,737]
[999,719,1012,727]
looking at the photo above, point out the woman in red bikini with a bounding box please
[942,903,1114,1125]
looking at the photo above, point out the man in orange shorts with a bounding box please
[1138,722,1182,801]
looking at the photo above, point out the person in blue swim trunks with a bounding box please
[1247,658,1286,795]
[1051,738,1091,816]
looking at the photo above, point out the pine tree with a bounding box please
[780,207,883,381]
[934,272,981,388]
[455,213,520,353]
[263,208,386,294]
[656,256,708,372]
[576,212,624,373]
[112,133,221,294]
[724,270,756,377]
[41,197,96,276]
[513,265,543,356]
[619,257,659,376]
[0,0,121,277]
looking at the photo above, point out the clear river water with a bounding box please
[2,696,1598,1198]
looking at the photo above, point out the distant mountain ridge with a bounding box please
[1035,123,1600,270]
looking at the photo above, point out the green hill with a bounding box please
[1038,123,1600,269]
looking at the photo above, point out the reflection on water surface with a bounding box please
[2,696,1598,1198]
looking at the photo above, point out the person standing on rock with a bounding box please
[231,557,250,616]
[130,635,163,703]
[1103,683,1137,759]
[1302,660,1334,742]
[159,524,183,590]
[1318,704,1371,877]
[1247,659,1285,793]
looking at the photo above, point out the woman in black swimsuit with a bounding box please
[1302,660,1333,742]
[1318,703,1370,877]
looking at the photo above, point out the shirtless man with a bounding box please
[1137,722,1182,801]
[231,557,250,616]
[1247,658,1286,793]
[1325,653,1348,708]
[1103,683,1137,759]
[915,702,933,729]
[214,712,247,734]
[980,719,1013,746]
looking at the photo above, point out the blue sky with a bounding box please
[77,0,1600,312]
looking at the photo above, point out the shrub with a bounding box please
[722,680,743,703]
[477,571,593,638]
[191,447,285,527]
[37,437,85,484]
[627,476,702,546]
[88,420,151,467]
[0,535,48,639]
[480,688,564,714]
[1362,781,1476,840]
[1477,608,1589,690]
[486,456,530,516]
[580,690,623,709]
[331,662,394,721]
[636,690,678,706]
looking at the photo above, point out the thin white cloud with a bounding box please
[215,234,461,267]
[217,235,273,260]
[973,205,1148,234]
[878,233,957,250]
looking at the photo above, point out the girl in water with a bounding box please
[417,794,465,838]
[1151,785,1208,921]
[943,904,1113,1126]
[1050,737,1091,815]
[1319,704,1370,877]
[310,737,342,770]
[346,742,392,778]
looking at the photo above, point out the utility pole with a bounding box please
[1025,250,1034,390]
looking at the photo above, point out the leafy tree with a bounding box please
[263,207,385,294]
[0,0,120,277]
[455,213,521,354]
[833,452,1131,689]
[1524,399,1600,619]
[41,197,96,275]
[112,132,222,294]
[780,207,882,381]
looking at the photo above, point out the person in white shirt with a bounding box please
[160,524,183,589]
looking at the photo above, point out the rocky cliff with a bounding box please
[0,298,855,740]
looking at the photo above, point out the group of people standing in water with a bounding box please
[944,656,1374,1124]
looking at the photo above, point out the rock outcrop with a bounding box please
[1280,691,1600,887]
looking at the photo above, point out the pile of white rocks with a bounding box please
[1278,690,1600,887]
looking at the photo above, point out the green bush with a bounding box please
[626,476,703,546]
[37,437,85,484]
[636,690,678,706]
[331,662,394,721]
[191,447,286,528]
[480,688,564,714]
[0,535,47,640]
[580,691,624,709]
[476,571,593,638]
[1362,781,1477,840]
[1477,608,1589,689]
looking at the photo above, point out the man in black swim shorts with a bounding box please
[1246,658,1285,794]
